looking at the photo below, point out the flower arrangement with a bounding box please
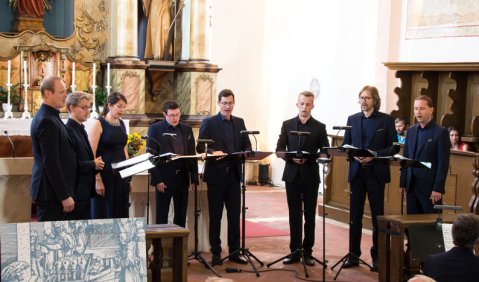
[127,132,146,157]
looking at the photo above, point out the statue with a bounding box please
[9,0,51,18]
[143,0,172,60]
[9,0,53,32]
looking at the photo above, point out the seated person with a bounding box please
[395,116,409,144]
[423,213,479,282]
[448,126,471,151]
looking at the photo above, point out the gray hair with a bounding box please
[66,91,92,112]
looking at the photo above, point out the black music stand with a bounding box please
[329,146,374,280]
[220,150,272,277]
[267,150,326,278]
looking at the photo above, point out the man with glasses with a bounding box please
[342,85,396,271]
[65,91,105,219]
[197,89,252,266]
[147,100,199,227]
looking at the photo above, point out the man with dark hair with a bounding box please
[400,95,450,214]
[276,91,329,266]
[342,85,396,271]
[424,213,479,281]
[197,89,252,266]
[65,91,104,219]
[31,76,77,221]
[147,100,199,227]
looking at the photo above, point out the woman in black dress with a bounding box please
[88,92,130,219]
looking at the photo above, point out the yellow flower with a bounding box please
[127,132,146,157]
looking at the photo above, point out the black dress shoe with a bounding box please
[211,254,223,266]
[283,256,301,264]
[342,257,359,268]
[370,262,378,272]
[229,255,248,264]
[304,257,315,266]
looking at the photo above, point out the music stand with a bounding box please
[220,150,272,277]
[329,146,374,280]
[267,150,326,278]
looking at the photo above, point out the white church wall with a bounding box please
[211,0,383,185]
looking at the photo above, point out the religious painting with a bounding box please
[0,218,147,281]
[406,0,479,39]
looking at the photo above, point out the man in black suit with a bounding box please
[424,213,479,282]
[31,76,77,221]
[147,100,199,227]
[276,91,329,266]
[65,91,104,219]
[400,95,450,215]
[342,85,396,271]
[196,89,251,266]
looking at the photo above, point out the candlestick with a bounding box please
[92,63,96,88]
[72,62,76,91]
[7,60,11,85]
[107,63,110,87]
[23,61,28,85]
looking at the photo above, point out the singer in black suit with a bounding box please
[147,100,199,227]
[423,213,479,282]
[400,95,450,214]
[342,86,396,270]
[30,76,77,221]
[196,89,252,266]
[65,92,105,220]
[276,91,329,266]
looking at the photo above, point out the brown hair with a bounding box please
[359,85,381,111]
[218,89,235,102]
[66,91,92,113]
[40,76,63,98]
[100,92,127,116]
[415,95,434,108]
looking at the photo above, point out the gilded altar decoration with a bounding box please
[127,132,146,157]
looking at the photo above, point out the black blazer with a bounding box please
[30,104,77,202]
[196,113,252,184]
[276,116,329,183]
[343,111,396,184]
[399,122,450,194]
[65,118,96,202]
[424,247,479,282]
[147,120,199,186]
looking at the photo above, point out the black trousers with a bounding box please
[285,174,320,256]
[155,172,189,227]
[207,174,241,255]
[349,166,385,261]
[406,178,440,214]
[65,201,91,220]
[35,200,67,222]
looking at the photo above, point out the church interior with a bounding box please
[1,0,479,281]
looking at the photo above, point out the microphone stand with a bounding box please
[4,130,15,158]
[188,140,220,277]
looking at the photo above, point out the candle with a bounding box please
[92,63,96,87]
[23,61,27,85]
[7,60,11,85]
[107,63,110,87]
[72,62,75,87]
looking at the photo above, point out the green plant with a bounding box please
[0,86,7,103]
[95,88,107,107]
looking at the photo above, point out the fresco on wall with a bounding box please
[406,0,479,39]
[0,218,146,281]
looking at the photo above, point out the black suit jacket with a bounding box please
[30,104,77,202]
[343,111,396,184]
[399,121,450,194]
[147,120,199,186]
[65,118,96,202]
[276,116,329,183]
[196,113,252,184]
[424,247,479,282]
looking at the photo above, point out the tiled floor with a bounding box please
[186,186,378,281]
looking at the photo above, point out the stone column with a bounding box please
[189,0,212,62]
[108,0,138,60]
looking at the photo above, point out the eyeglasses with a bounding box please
[358,96,373,102]
[76,105,92,111]
[220,101,235,106]
[165,113,180,118]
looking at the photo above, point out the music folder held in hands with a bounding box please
[393,154,431,169]
[231,151,273,161]
[339,144,378,158]
[275,151,319,160]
